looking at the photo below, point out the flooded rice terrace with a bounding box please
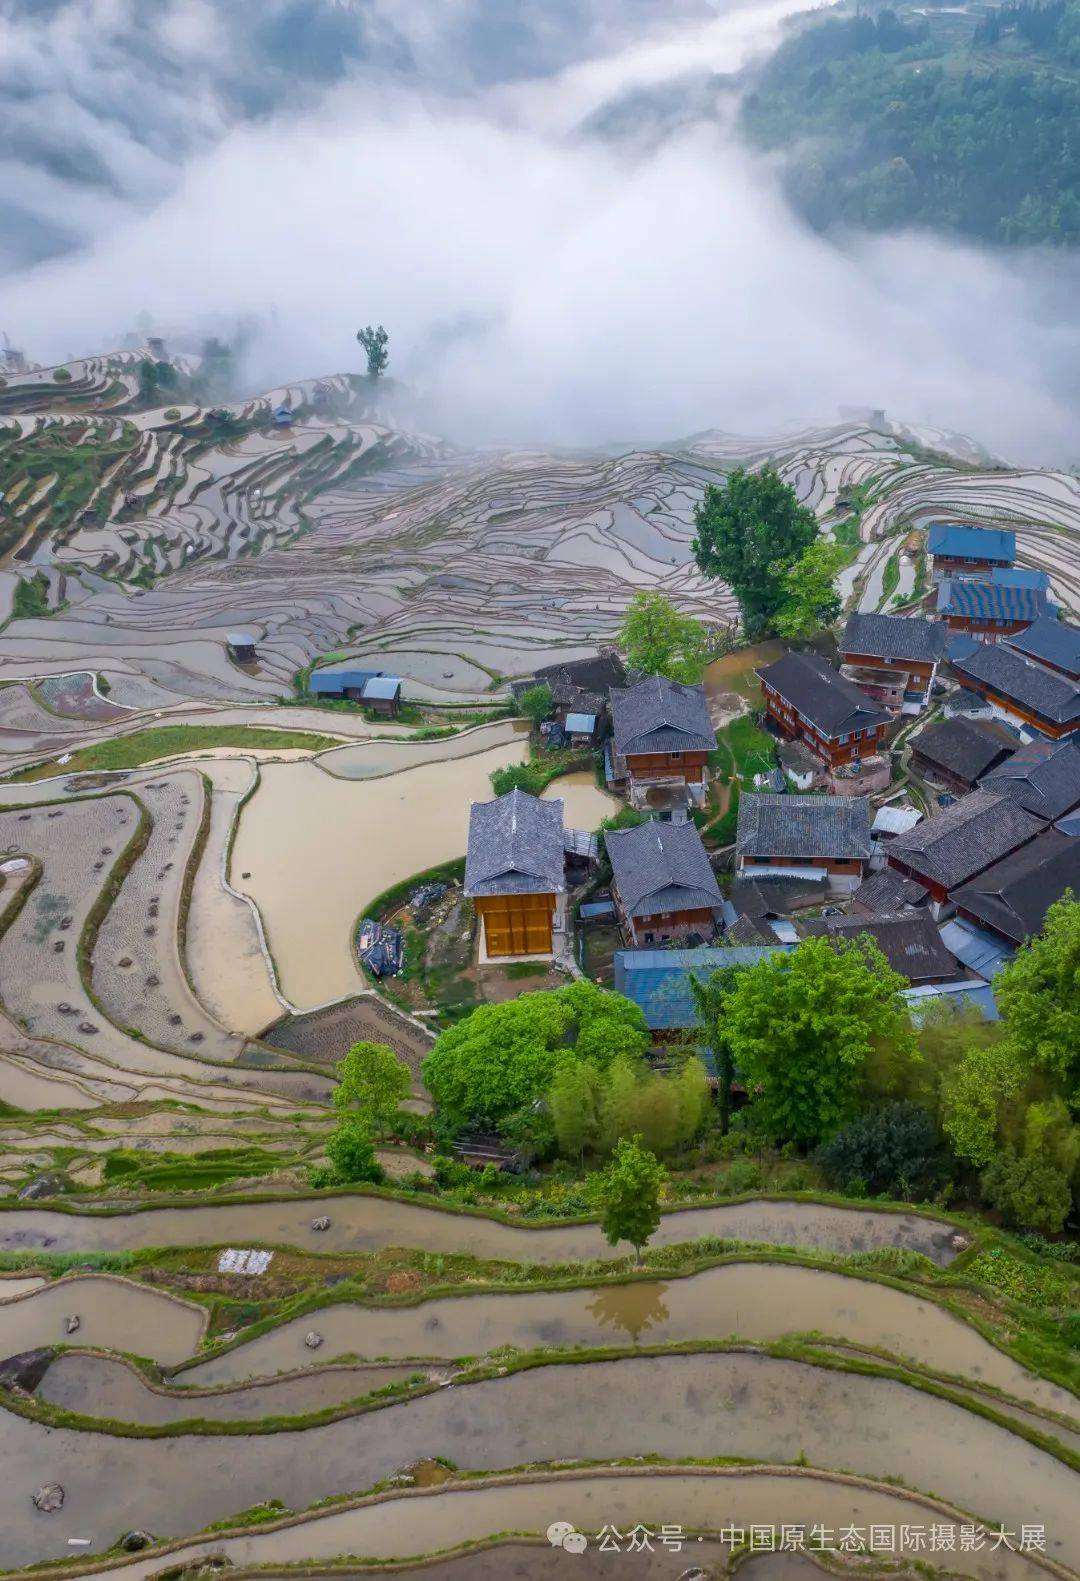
[0,1275,205,1366]
[178,1262,1073,1424]
[231,733,616,1006]
[3,1354,1077,1569]
[31,1471,1058,1581]
[0,1196,960,1263]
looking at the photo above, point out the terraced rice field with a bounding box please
[0,362,1077,1577]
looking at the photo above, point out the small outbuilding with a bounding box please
[226,631,257,664]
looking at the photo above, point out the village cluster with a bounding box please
[457,521,1080,1059]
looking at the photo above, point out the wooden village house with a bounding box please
[936,567,1051,639]
[757,649,891,772]
[464,789,566,960]
[735,792,873,894]
[838,612,946,714]
[909,716,1017,794]
[1004,616,1080,681]
[609,675,717,809]
[308,669,403,716]
[605,817,722,946]
[885,788,1044,915]
[948,636,1080,740]
[927,523,1015,582]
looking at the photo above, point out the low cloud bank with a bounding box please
[4,0,1080,463]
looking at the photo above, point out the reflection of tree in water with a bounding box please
[586,1282,669,1342]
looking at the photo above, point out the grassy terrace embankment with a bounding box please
[6,724,342,781]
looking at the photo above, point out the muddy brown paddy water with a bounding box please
[0,1196,960,1263]
[231,743,528,1006]
[0,1274,205,1365]
[177,1262,1074,1426]
[2,1354,1076,1569]
[21,1470,1058,1581]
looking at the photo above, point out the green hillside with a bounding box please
[740,1,1080,244]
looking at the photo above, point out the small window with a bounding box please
[838,733,849,745]
[670,750,682,760]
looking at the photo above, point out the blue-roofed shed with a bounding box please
[928,523,1015,573]
[902,980,999,1022]
[309,669,381,697]
[273,403,293,426]
[613,945,791,1033]
[564,710,599,744]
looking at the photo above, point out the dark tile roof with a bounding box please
[736,792,873,861]
[464,789,566,898]
[952,828,1080,944]
[757,650,891,738]
[886,788,1044,890]
[980,738,1080,822]
[1004,616,1080,679]
[927,523,1015,562]
[936,576,1049,625]
[798,911,959,984]
[948,638,1080,727]
[725,911,777,946]
[535,652,627,695]
[946,687,992,715]
[851,869,929,914]
[840,612,947,664]
[606,818,722,918]
[551,682,605,714]
[910,717,1016,785]
[611,674,716,757]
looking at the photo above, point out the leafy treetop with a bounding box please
[596,1135,668,1259]
[692,466,819,637]
[334,1040,412,1137]
[618,591,711,684]
[357,325,389,378]
[422,980,649,1130]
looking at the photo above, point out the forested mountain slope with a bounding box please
[741,1,1080,245]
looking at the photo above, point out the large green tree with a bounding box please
[995,892,1080,1103]
[618,591,711,683]
[423,982,649,1130]
[595,1135,667,1261]
[689,964,748,1134]
[334,1041,412,1137]
[773,539,848,639]
[692,466,819,637]
[722,936,918,1147]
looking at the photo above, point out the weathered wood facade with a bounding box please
[623,749,709,784]
[474,892,555,956]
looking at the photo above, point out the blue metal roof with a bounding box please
[614,945,791,1030]
[564,712,597,733]
[928,523,1015,562]
[902,981,999,1022]
[309,669,380,693]
[937,576,1049,624]
[362,676,402,700]
[938,917,1014,978]
[579,899,615,919]
[991,567,1050,591]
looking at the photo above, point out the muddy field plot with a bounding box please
[90,769,244,1060]
[262,994,433,1085]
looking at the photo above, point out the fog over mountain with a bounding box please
[4,0,1080,461]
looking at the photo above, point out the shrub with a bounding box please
[722,1158,763,1195]
[163,406,181,420]
[324,1121,383,1184]
[817,1101,950,1198]
[965,1249,1074,1312]
[53,367,72,382]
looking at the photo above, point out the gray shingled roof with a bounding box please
[949,638,1080,727]
[736,792,872,861]
[852,869,929,913]
[886,788,1043,890]
[798,912,959,984]
[952,828,1080,944]
[464,789,566,898]
[757,650,891,737]
[910,717,1016,785]
[611,674,716,757]
[1005,616,1080,678]
[841,612,946,664]
[980,738,1080,822]
[606,818,722,918]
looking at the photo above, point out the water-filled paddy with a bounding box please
[231,743,528,1006]
[38,1354,422,1424]
[3,1355,1075,1569]
[0,1274,205,1366]
[24,1470,1056,1581]
[0,1195,960,1264]
[178,1261,1074,1426]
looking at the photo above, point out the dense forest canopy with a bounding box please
[740,0,1080,244]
